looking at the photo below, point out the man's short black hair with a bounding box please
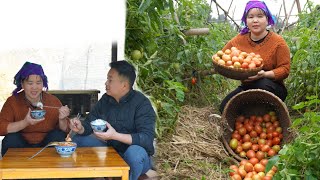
[109,60,136,87]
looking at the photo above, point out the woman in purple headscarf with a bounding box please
[219,0,291,113]
[0,62,70,156]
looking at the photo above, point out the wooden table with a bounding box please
[0,147,129,180]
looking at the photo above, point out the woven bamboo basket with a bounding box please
[221,89,293,161]
[212,60,263,80]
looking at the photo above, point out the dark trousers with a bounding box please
[1,129,66,157]
[219,78,288,113]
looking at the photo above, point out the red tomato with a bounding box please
[244,162,254,172]
[260,159,268,166]
[263,114,271,122]
[243,134,251,142]
[232,133,241,141]
[255,125,263,134]
[254,163,265,173]
[267,149,276,157]
[246,150,256,159]
[238,127,247,136]
[249,157,259,166]
[272,137,281,145]
[191,77,197,85]
[250,130,258,138]
[255,151,266,161]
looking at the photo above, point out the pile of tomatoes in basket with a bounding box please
[212,47,263,69]
[228,111,283,179]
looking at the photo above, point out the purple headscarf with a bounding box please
[240,0,275,34]
[13,61,48,95]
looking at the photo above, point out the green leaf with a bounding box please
[138,0,152,14]
[265,155,279,173]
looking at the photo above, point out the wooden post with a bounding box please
[183,28,210,36]
[295,0,302,13]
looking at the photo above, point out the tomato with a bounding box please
[238,127,247,136]
[244,162,254,172]
[236,146,243,153]
[232,133,241,141]
[260,159,268,166]
[229,138,238,149]
[239,151,247,158]
[266,126,275,133]
[254,163,265,173]
[249,157,259,165]
[231,174,242,180]
[270,115,278,122]
[251,144,259,151]
[242,142,253,150]
[255,125,263,134]
[259,132,267,139]
[245,124,254,132]
[261,145,271,152]
[267,133,273,140]
[238,168,247,178]
[246,150,256,159]
[272,131,279,137]
[263,114,271,122]
[191,77,197,85]
[275,127,282,133]
[255,151,266,160]
[273,121,280,127]
[267,149,276,157]
[272,137,281,145]
[250,130,258,138]
[272,145,281,152]
[243,134,251,142]
[240,159,249,166]
[258,138,266,145]
[256,116,263,122]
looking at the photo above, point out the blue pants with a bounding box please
[219,78,288,113]
[1,129,66,156]
[73,134,152,180]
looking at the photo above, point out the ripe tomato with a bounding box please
[249,157,259,165]
[246,150,256,159]
[272,137,281,145]
[191,77,197,85]
[244,162,254,172]
[254,163,265,173]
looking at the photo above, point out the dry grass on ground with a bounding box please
[155,105,238,179]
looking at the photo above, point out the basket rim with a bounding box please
[222,89,290,120]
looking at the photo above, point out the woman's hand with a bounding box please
[58,105,70,120]
[243,70,265,82]
[25,108,44,125]
[94,122,117,141]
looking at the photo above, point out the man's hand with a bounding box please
[25,108,44,125]
[94,122,117,141]
[69,117,84,134]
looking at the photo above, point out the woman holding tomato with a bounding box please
[219,0,290,113]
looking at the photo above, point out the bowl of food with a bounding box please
[90,119,107,132]
[30,109,46,119]
[55,142,77,158]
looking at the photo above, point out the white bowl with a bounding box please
[90,119,107,132]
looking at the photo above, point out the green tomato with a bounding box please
[131,50,142,60]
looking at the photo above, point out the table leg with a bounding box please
[121,170,129,180]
